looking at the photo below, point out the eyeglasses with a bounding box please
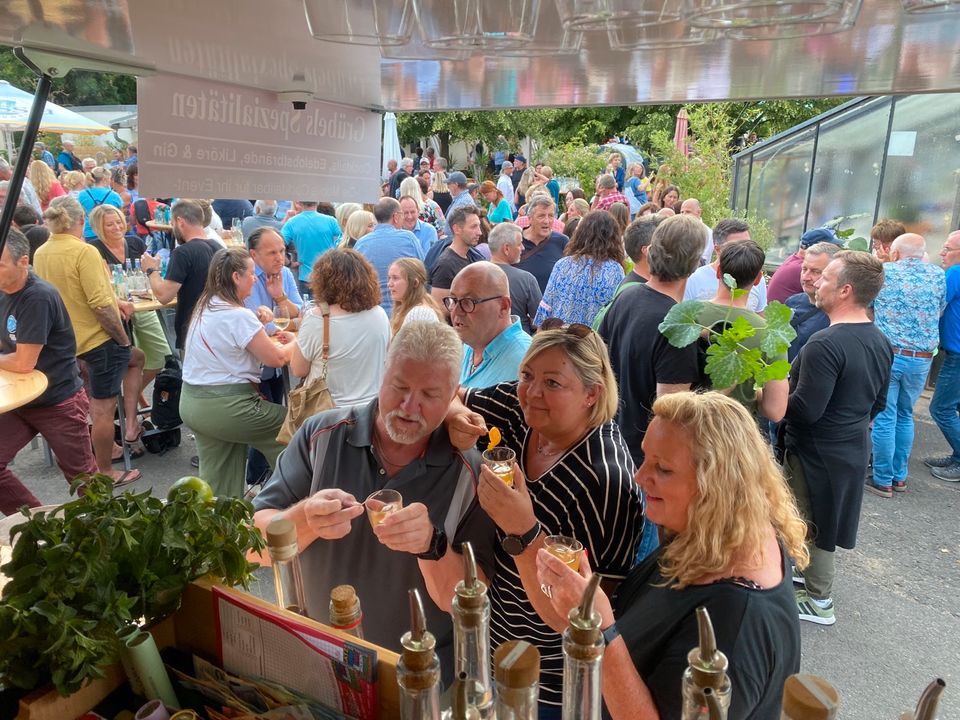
[538,318,593,338]
[442,295,503,313]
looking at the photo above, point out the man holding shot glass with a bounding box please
[251,322,495,680]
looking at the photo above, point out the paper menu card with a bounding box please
[212,585,379,719]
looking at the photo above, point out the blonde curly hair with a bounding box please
[651,391,809,588]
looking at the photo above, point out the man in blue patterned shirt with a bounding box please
[867,233,946,496]
[925,230,960,481]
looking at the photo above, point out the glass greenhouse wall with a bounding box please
[731,94,960,266]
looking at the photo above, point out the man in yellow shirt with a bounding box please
[34,196,143,485]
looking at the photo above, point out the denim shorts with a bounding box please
[78,340,131,399]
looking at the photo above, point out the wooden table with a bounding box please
[0,368,48,413]
[145,220,172,233]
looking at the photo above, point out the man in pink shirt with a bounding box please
[592,174,629,212]
[767,227,842,303]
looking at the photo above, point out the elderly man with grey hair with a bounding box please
[252,321,494,683]
[866,232,946,497]
[0,159,42,214]
[497,160,516,210]
[517,195,568,292]
[447,261,532,388]
[241,199,282,241]
[389,156,415,198]
[489,223,541,334]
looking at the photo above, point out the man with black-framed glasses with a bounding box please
[430,205,483,305]
[447,262,531,388]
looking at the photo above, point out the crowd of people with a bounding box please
[2,141,959,718]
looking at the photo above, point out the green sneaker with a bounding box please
[796,589,836,626]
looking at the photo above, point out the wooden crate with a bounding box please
[17,578,400,720]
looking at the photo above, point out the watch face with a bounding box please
[501,534,524,556]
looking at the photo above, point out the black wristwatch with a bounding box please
[501,520,541,556]
[145,267,157,276]
[416,526,448,561]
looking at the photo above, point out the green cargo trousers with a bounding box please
[180,382,286,498]
[785,450,837,600]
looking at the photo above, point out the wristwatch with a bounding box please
[416,526,448,561]
[145,267,157,276]
[501,520,541,556]
[602,623,621,645]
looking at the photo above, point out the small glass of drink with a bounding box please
[544,535,584,572]
[482,446,516,487]
[365,489,402,528]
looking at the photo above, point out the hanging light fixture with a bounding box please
[556,0,682,30]
[683,0,846,29]
[304,0,414,46]
[901,0,960,12]
[413,0,541,50]
[723,0,861,37]
[609,21,716,49]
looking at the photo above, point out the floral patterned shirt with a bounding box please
[534,256,624,327]
[874,258,946,352]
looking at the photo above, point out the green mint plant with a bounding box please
[0,474,265,695]
[658,274,796,390]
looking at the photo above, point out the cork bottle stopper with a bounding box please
[455,542,488,618]
[401,589,437,677]
[266,517,297,561]
[494,640,540,689]
[782,674,841,720]
[330,585,358,613]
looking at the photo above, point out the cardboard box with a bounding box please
[17,578,400,720]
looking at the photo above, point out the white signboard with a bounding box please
[137,75,381,203]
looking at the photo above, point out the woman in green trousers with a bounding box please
[180,247,294,497]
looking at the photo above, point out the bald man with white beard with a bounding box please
[680,198,714,263]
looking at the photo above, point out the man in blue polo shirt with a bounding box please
[448,262,531,388]
[354,197,423,315]
[281,200,342,295]
[399,195,438,255]
[245,226,303,485]
[925,230,960,482]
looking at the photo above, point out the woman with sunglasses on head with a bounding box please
[421,322,645,718]
[535,391,808,719]
[533,210,626,328]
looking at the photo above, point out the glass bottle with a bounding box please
[451,542,493,719]
[329,584,364,639]
[780,674,840,719]
[265,517,308,617]
[397,589,441,720]
[898,679,946,720]
[562,574,604,720]
[493,640,540,720]
[680,607,731,720]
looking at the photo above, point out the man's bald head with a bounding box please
[449,261,512,351]
[680,198,702,217]
[890,233,926,260]
[456,261,509,296]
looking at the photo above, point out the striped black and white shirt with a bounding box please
[464,382,645,706]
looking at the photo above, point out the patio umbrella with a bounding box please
[382,111,403,181]
[673,107,690,156]
[0,79,111,159]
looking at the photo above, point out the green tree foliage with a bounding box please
[0,46,136,106]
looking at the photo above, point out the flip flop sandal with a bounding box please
[112,469,141,488]
[112,446,145,463]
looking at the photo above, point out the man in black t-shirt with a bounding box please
[140,199,222,349]
[0,229,98,514]
[598,214,707,468]
[429,205,483,305]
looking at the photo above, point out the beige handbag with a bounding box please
[277,302,335,444]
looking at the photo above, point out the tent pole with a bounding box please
[0,72,51,257]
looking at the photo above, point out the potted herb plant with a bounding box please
[0,474,264,696]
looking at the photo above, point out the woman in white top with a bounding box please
[180,247,295,498]
[387,257,444,336]
[290,249,390,407]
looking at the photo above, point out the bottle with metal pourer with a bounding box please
[898,679,946,720]
[780,674,841,719]
[680,607,731,720]
[398,588,441,720]
[450,542,493,719]
[562,574,605,720]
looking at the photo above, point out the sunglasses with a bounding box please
[538,319,593,338]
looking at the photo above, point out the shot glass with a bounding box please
[482,447,517,487]
[544,535,584,572]
[365,489,402,528]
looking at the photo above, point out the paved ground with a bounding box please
[4,395,958,718]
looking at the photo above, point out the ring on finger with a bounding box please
[540,583,552,598]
